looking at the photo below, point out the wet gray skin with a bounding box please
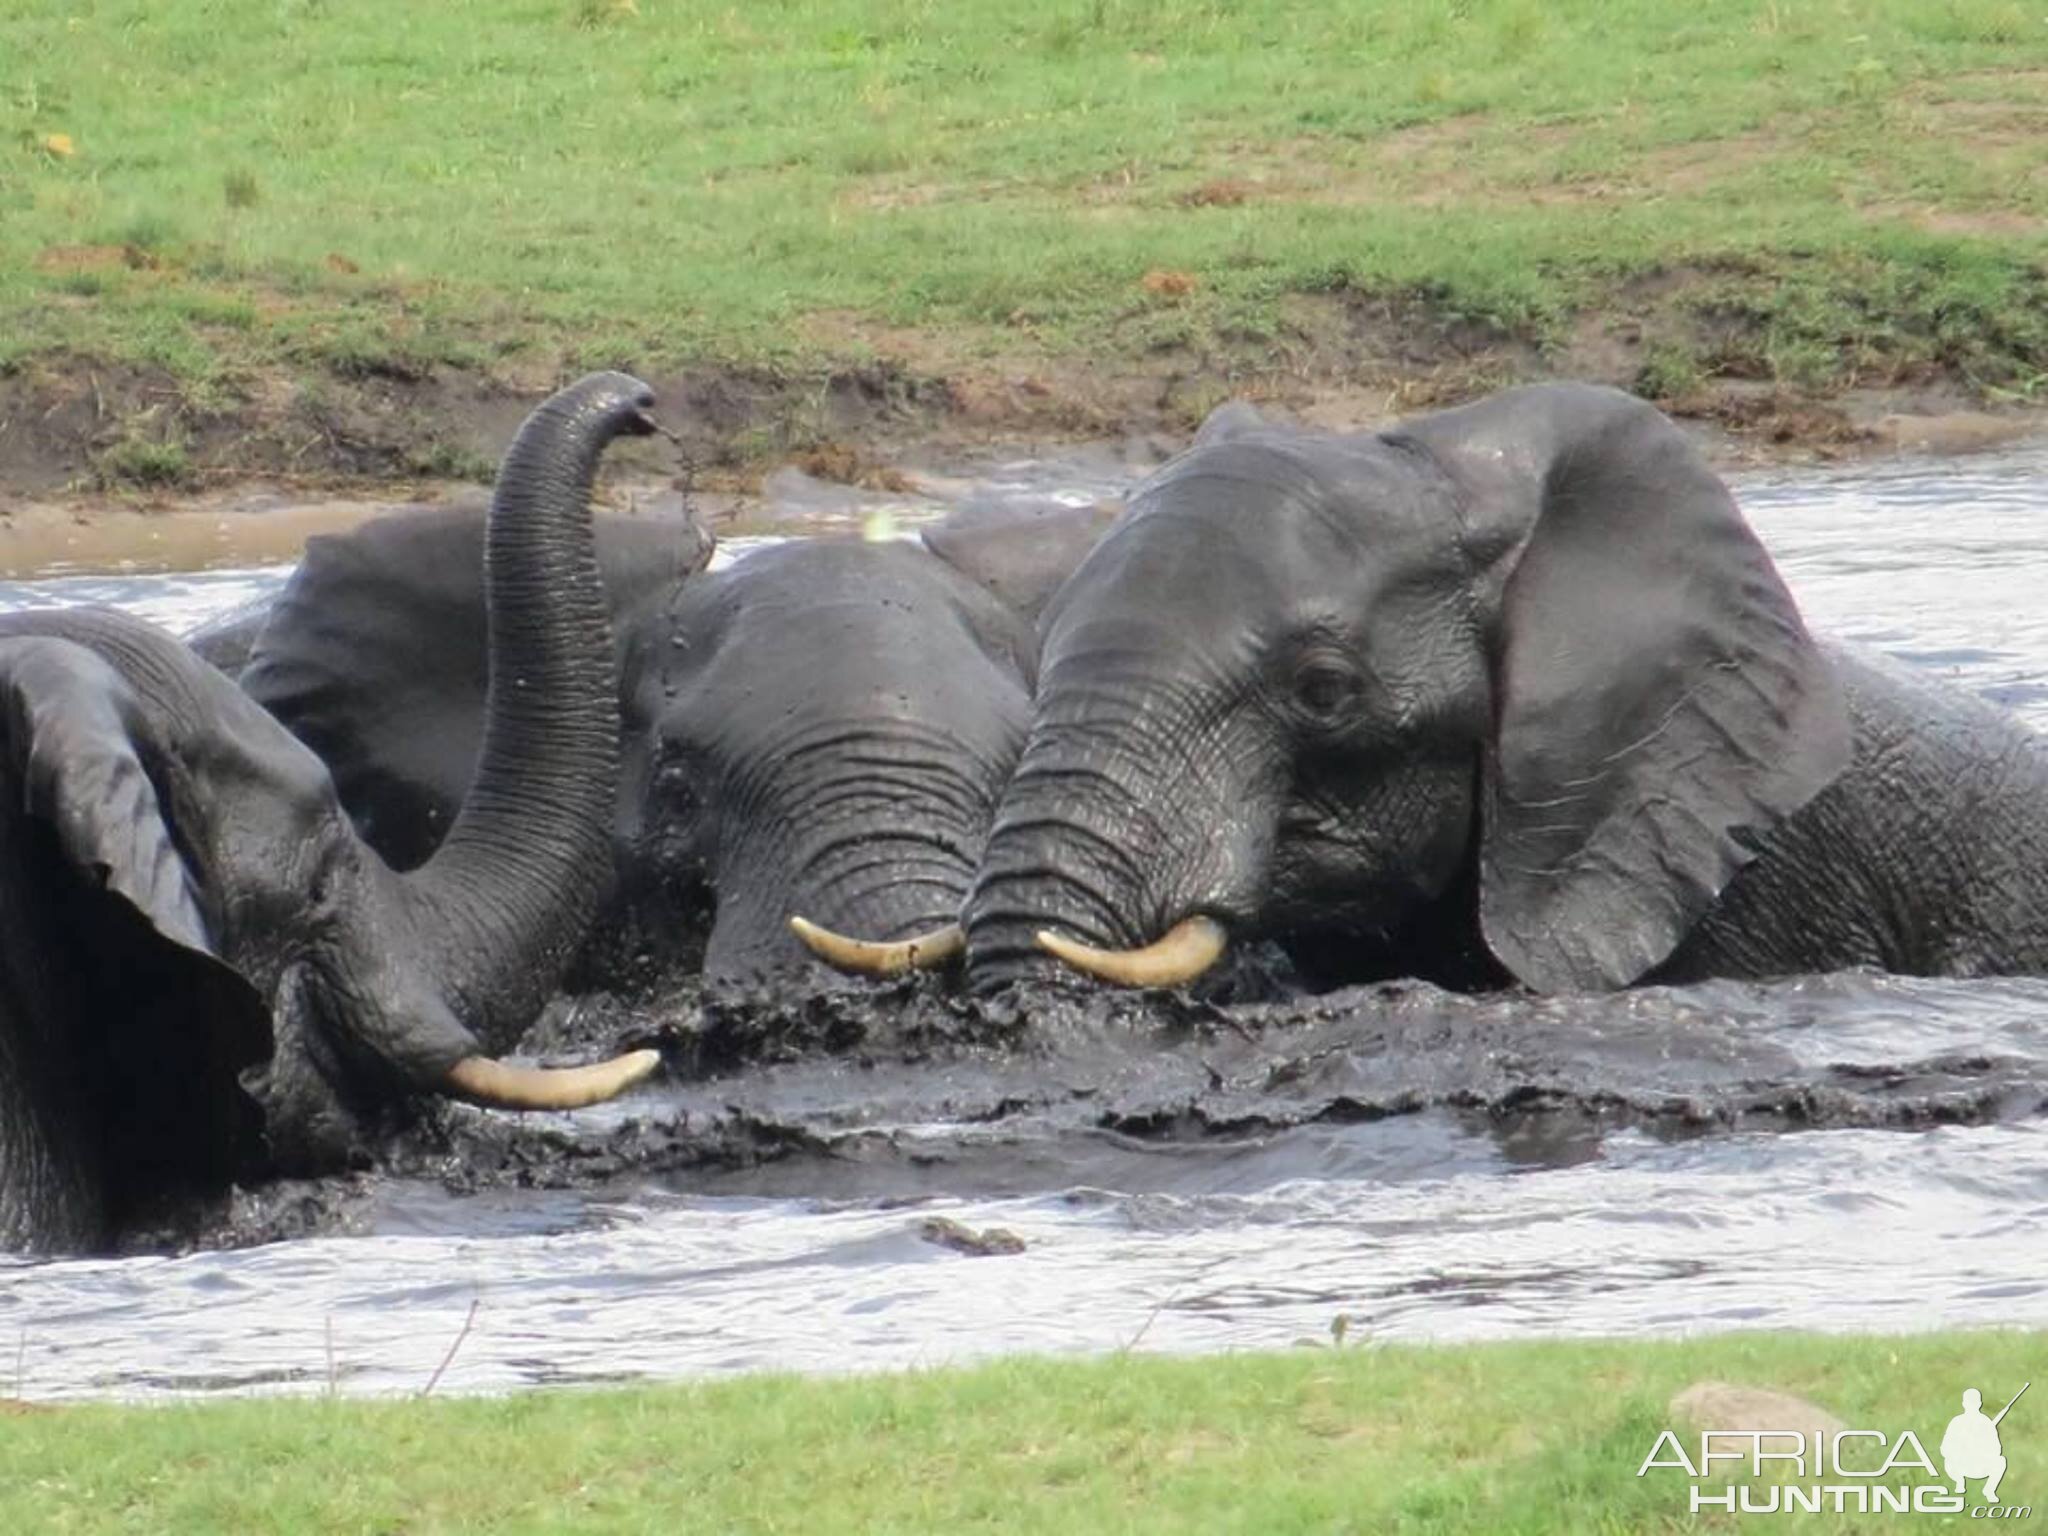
[966,387,2048,995]
[1,437,2046,1393]
[229,498,1114,989]
[0,374,661,1255]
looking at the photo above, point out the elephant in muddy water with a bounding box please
[0,373,664,1255]
[230,495,1114,986]
[963,382,2048,994]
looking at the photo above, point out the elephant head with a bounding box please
[236,489,1115,990]
[617,535,1049,983]
[0,373,664,1253]
[964,383,1851,995]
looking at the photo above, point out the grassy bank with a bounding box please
[3,1331,2042,1532]
[2,1,2046,487]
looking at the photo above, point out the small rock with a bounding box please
[917,1216,1025,1257]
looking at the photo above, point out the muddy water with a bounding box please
[1,442,2046,1400]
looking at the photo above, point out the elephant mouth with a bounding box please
[1035,912,1229,989]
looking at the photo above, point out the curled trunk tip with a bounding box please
[1037,914,1226,989]
[789,916,965,977]
[441,1047,662,1111]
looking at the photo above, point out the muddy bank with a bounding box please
[0,478,731,579]
[5,287,2045,508]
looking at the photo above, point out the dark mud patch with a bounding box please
[301,972,2048,1231]
[163,966,2048,1254]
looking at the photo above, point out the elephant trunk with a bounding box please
[964,664,1276,991]
[402,372,657,1049]
[965,787,1155,988]
[712,744,998,982]
[965,729,1185,988]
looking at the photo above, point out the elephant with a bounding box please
[963,382,2048,995]
[230,495,1115,986]
[0,373,664,1254]
[224,504,714,871]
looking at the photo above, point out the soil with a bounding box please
[3,283,2042,527]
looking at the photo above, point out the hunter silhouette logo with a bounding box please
[1944,1384,2026,1506]
[1637,1380,2032,1517]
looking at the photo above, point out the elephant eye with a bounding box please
[1292,660,1359,720]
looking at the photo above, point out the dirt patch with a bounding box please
[35,244,163,274]
[791,441,918,493]
[1181,178,1255,208]
[1862,204,2047,239]
[1071,116,1796,215]
[1140,269,1200,298]
[0,352,953,503]
[4,266,2044,512]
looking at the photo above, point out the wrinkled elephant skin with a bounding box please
[966,383,2048,995]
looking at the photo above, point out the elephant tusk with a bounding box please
[1036,914,1227,989]
[788,916,965,977]
[441,1048,663,1111]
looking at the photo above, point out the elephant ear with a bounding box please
[0,636,213,956]
[0,632,277,1245]
[240,506,493,870]
[922,501,1121,626]
[242,505,711,870]
[1394,383,1851,992]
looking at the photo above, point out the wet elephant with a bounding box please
[964,382,2048,994]
[0,374,663,1255]
[234,501,1114,985]
[214,505,715,871]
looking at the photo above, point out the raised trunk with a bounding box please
[401,373,655,1050]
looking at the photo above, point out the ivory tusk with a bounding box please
[1036,914,1227,989]
[442,1048,662,1111]
[788,916,965,977]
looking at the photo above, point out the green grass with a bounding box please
[2,1331,2043,1533]
[2,1,2046,401]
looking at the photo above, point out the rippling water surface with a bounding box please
[2,440,2046,1400]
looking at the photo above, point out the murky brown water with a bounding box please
[1,440,2045,1400]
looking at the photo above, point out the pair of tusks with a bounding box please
[443,1048,663,1111]
[791,910,1228,990]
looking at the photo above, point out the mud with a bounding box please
[148,961,2045,1260]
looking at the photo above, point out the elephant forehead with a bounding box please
[1058,446,1456,630]
[1136,435,1449,533]
[656,587,1030,760]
